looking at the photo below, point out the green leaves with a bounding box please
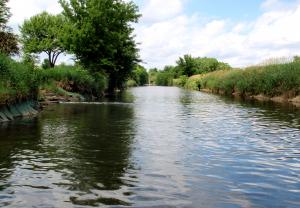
[176,55,231,77]
[59,0,140,92]
[20,12,66,67]
[0,0,19,55]
[0,31,19,55]
[0,0,10,30]
[130,65,148,86]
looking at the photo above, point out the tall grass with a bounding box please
[0,54,40,103]
[40,65,107,96]
[184,62,300,97]
[0,54,108,103]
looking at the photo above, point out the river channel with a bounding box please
[0,87,299,208]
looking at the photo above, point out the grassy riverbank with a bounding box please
[0,55,107,105]
[39,65,107,103]
[176,61,300,105]
[0,54,40,104]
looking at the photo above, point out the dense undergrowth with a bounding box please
[40,65,107,97]
[0,55,107,104]
[0,54,40,103]
[176,62,300,97]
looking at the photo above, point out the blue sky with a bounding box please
[7,0,300,68]
[185,0,263,20]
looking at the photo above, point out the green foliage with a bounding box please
[155,70,174,86]
[126,79,138,87]
[186,62,300,97]
[176,55,197,77]
[148,68,158,85]
[40,65,107,96]
[59,0,141,92]
[0,31,19,55]
[21,53,39,69]
[154,55,231,87]
[0,52,108,103]
[0,54,40,103]
[294,56,300,63]
[0,1,19,55]
[0,0,10,30]
[20,12,66,68]
[173,75,188,87]
[130,65,148,86]
[41,58,50,69]
[175,55,231,77]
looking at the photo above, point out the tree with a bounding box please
[20,12,66,68]
[0,0,10,30]
[294,56,300,63]
[176,55,197,77]
[155,70,174,86]
[148,68,158,85]
[176,55,231,76]
[59,0,140,93]
[21,53,39,69]
[0,0,19,55]
[0,31,19,55]
[131,65,148,86]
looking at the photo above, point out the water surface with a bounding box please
[0,87,299,207]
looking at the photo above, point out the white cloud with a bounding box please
[261,0,300,11]
[8,0,62,30]
[136,0,300,68]
[8,0,69,64]
[141,0,183,23]
[7,0,300,68]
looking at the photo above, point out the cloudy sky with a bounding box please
[7,0,300,68]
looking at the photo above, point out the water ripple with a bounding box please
[0,87,299,207]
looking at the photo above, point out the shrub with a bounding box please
[0,54,40,103]
[173,75,188,87]
[126,79,138,87]
[40,65,107,96]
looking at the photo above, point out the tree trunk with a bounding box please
[107,74,117,95]
[50,62,55,68]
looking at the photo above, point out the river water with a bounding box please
[0,87,299,208]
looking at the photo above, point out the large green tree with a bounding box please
[20,12,66,68]
[0,0,18,55]
[59,0,140,92]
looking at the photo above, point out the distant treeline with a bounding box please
[149,54,231,86]
[149,54,300,102]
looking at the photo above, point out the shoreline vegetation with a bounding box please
[0,0,142,122]
[150,55,300,108]
[180,61,300,107]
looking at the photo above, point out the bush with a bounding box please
[173,76,188,87]
[155,71,174,86]
[126,79,138,87]
[40,65,107,96]
[0,54,40,103]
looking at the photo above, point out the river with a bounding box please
[0,87,299,208]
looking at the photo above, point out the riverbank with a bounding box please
[0,101,39,122]
[0,55,108,122]
[175,61,300,107]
